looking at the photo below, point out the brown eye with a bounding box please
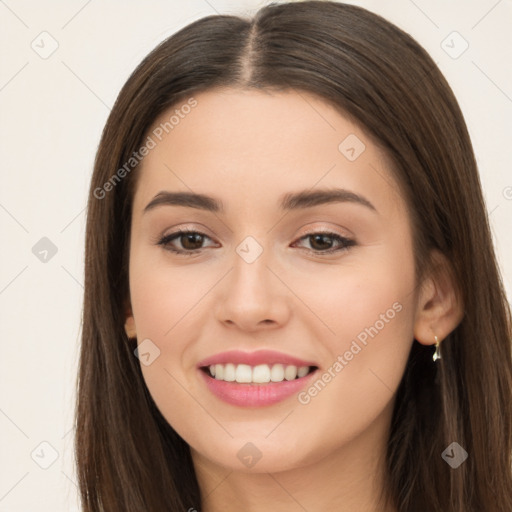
[180,232,205,250]
[293,232,355,255]
[309,234,336,251]
[157,230,216,255]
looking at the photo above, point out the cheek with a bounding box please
[129,256,218,436]
[289,248,416,441]
[129,251,213,344]
[290,242,416,353]
[128,248,227,386]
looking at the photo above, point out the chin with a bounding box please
[188,428,331,474]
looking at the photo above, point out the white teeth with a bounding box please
[214,364,224,380]
[252,364,271,383]
[235,364,252,383]
[207,363,312,383]
[284,365,297,381]
[223,363,236,382]
[297,366,309,378]
[270,364,285,382]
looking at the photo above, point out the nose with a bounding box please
[214,248,291,332]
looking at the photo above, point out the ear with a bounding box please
[124,300,137,339]
[413,249,464,346]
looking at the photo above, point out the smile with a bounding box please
[197,350,320,407]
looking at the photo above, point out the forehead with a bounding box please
[133,88,403,218]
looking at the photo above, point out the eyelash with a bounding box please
[156,229,356,257]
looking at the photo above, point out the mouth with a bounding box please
[196,351,320,407]
[200,363,318,384]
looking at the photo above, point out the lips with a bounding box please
[197,349,319,407]
[197,349,318,368]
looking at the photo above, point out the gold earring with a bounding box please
[433,334,442,362]
[124,319,137,340]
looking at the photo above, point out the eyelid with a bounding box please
[295,221,354,239]
[160,222,214,237]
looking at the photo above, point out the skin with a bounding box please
[125,88,463,512]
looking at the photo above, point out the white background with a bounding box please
[0,0,511,510]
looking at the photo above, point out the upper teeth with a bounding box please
[208,363,311,383]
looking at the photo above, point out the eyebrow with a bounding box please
[143,188,378,214]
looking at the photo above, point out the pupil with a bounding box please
[311,234,332,250]
[182,233,203,250]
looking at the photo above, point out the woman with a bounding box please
[75,1,512,511]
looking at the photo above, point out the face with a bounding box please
[126,88,420,473]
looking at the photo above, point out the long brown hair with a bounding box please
[76,2,512,510]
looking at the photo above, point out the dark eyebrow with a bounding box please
[143,188,377,214]
[280,188,377,213]
[144,191,222,213]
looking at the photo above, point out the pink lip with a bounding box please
[197,349,317,368]
[198,367,319,407]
